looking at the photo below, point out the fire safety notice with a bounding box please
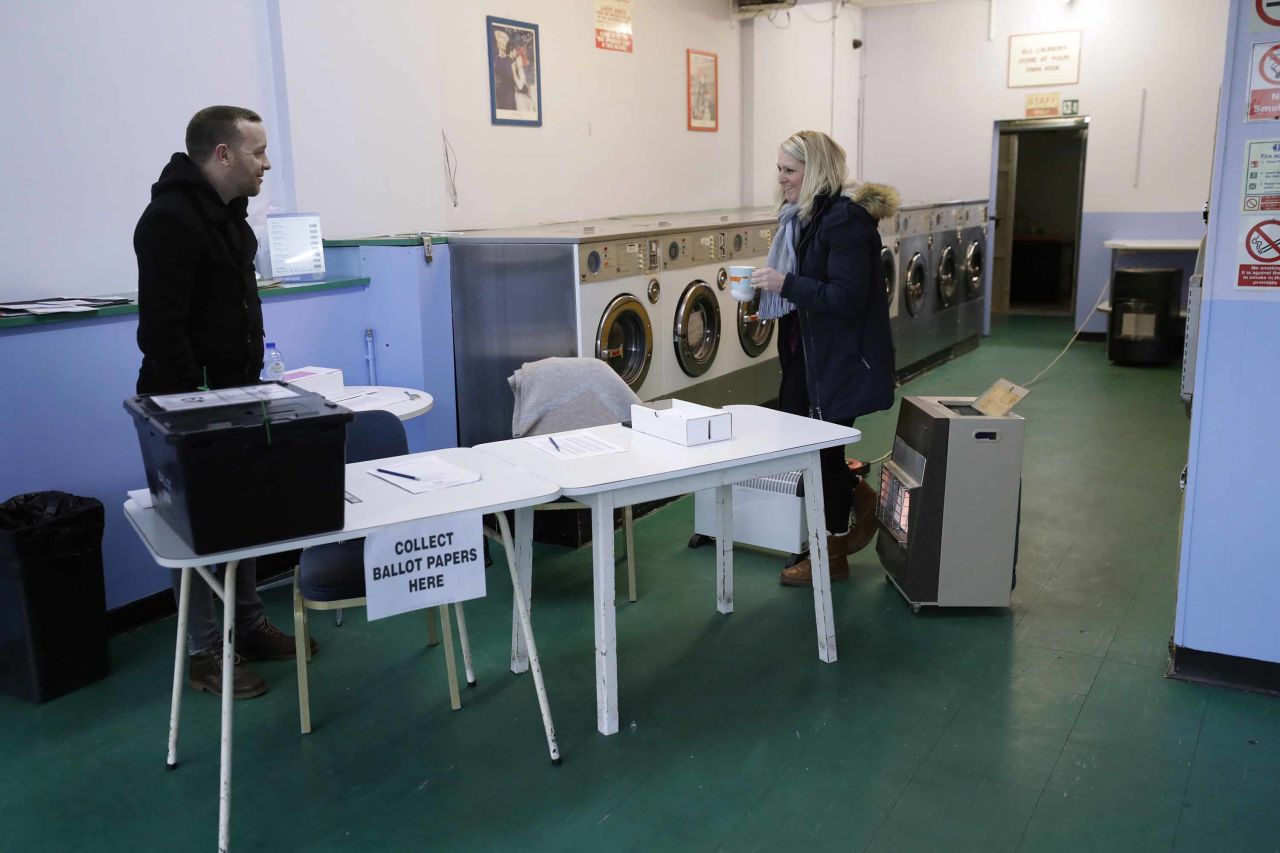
[1237,216,1280,288]
[1248,42,1280,121]
[1242,139,1280,211]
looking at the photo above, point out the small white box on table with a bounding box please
[282,366,344,394]
[630,399,732,446]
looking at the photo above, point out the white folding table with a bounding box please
[476,404,861,736]
[320,385,433,420]
[123,447,561,852]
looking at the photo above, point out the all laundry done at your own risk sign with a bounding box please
[363,517,486,620]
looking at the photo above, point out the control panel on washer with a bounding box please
[579,239,662,282]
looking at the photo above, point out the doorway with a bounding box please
[991,118,1088,317]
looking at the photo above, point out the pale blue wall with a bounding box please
[0,245,459,610]
[1076,211,1205,333]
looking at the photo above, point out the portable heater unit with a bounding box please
[876,395,1024,611]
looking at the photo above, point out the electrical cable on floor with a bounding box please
[852,284,1112,471]
[1022,282,1110,387]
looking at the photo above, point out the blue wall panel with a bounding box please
[1076,211,1204,332]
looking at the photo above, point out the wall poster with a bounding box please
[595,0,633,53]
[487,16,542,127]
[1008,30,1081,88]
[687,49,718,132]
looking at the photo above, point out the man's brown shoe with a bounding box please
[237,620,318,662]
[845,478,880,556]
[780,532,852,587]
[188,651,268,699]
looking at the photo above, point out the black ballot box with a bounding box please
[124,384,353,555]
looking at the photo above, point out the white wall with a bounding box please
[746,1,863,206]
[861,0,1228,211]
[0,0,751,299]
[0,0,284,301]
[280,0,746,235]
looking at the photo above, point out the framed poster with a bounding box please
[687,49,718,132]
[487,16,542,126]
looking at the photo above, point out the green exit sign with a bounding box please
[1062,99,1079,116]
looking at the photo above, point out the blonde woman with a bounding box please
[752,130,898,587]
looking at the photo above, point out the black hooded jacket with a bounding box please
[778,188,896,423]
[134,153,263,394]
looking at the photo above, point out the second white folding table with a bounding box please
[477,404,861,735]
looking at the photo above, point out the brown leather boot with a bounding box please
[188,651,268,699]
[780,532,851,587]
[844,478,880,556]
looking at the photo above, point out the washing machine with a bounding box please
[451,218,675,446]
[955,200,988,343]
[879,213,901,323]
[653,215,779,406]
[892,203,936,372]
[929,202,965,355]
[576,235,667,401]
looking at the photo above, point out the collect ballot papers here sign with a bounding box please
[363,517,485,620]
[1237,217,1280,288]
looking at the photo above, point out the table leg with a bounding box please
[801,454,838,664]
[497,512,562,764]
[509,506,533,674]
[438,604,462,711]
[166,566,192,769]
[218,559,238,853]
[591,492,620,735]
[715,484,734,614]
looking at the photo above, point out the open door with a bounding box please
[992,133,1017,316]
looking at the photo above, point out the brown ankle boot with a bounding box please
[779,532,851,587]
[845,479,880,556]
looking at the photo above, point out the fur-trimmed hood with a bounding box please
[845,181,900,222]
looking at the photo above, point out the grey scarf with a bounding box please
[757,203,799,320]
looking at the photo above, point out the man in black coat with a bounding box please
[135,106,313,698]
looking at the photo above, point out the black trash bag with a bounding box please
[0,491,109,703]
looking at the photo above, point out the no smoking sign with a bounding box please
[1249,42,1280,120]
[1238,217,1280,287]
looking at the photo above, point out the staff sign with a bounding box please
[363,516,486,620]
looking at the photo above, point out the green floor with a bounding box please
[4,317,1279,851]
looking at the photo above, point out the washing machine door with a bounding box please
[673,280,721,377]
[905,252,926,317]
[964,240,983,298]
[736,295,775,357]
[880,246,896,302]
[595,294,653,391]
[936,245,957,307]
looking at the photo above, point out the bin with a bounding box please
[0,491,109,703]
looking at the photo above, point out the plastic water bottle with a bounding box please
[263,342,285,383]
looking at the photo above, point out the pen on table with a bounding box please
[377,467,422,481]
[548,436,561,451]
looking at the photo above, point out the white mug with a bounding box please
[728,265,755,302]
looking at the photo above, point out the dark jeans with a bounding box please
[777,323,854,535]
[170,559,266,655]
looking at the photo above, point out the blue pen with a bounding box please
[377,467,422,481]
[548,436,561,451]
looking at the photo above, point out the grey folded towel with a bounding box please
[509,357,641,438]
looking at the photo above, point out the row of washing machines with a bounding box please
[448,200,987,447]
[881,199,989,373]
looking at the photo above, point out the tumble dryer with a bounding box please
[892,204,936,372]
[929,203,964,355]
